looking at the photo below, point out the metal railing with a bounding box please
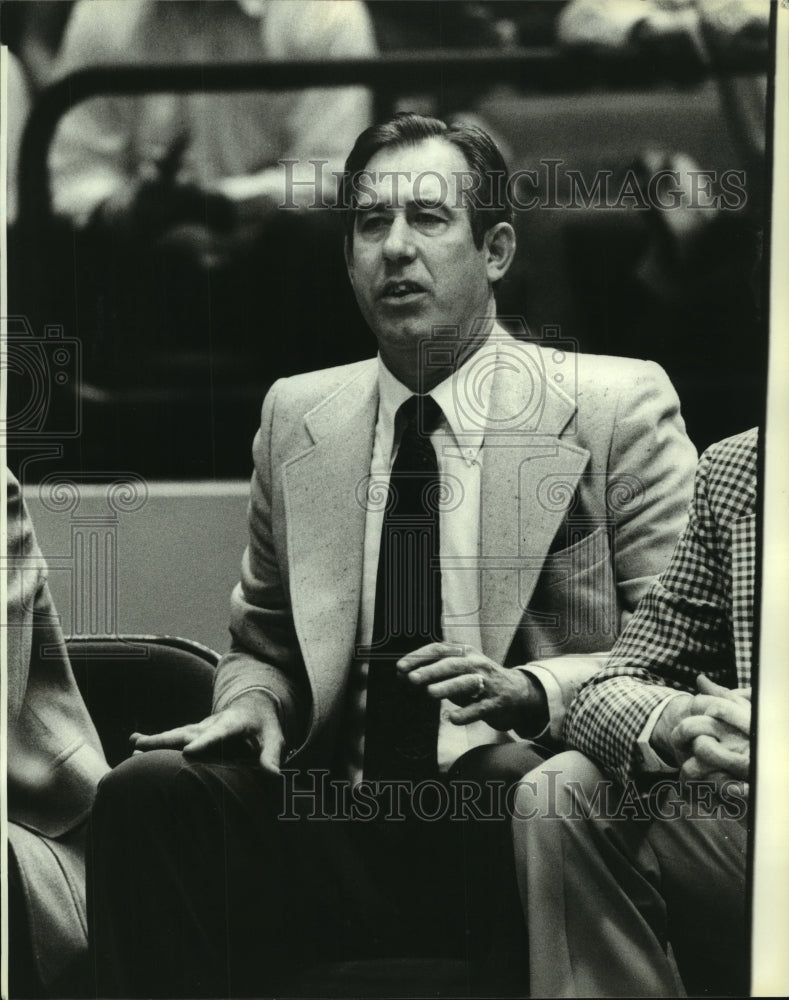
[17,45,769,233]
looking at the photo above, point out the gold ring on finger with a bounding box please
[470,674,486,702]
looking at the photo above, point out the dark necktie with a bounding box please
[363,395,444,784]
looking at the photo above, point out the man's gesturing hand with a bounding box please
[396,642,546,732]
[130,690,285,775]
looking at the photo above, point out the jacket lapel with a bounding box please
[479,337,589,665]
[283,365,378,719]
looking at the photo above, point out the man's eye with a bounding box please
[415,213,445,229]
[359,215,389,234]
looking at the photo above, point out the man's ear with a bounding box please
[483,223,516,284]
[344,236,354,279]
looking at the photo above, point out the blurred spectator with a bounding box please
[3,45,29,226]
[557,0,770,61]
[50,0,375,227]
[44,0,376,387]
[366,0,568,54]
[367,1,502,52]
[494,1,570,47]
[366,2,506,120]
[5,468,109,996]
[699,0,771,58]
[564,143,765,453]
[0,0,75,89]
[554,0,768,451]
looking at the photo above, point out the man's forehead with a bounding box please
[357,137,472,209]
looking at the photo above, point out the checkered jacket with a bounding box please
[563,427,758,784]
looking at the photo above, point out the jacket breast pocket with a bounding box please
[513,526,620,661]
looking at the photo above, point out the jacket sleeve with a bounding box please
[212,382,310,746]
[5,468,109,838]
[518,360,698,740]
[562,440,745,784]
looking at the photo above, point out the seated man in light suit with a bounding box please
[87,113,697,997]
[513,427,757,997]
[5,469,109,997]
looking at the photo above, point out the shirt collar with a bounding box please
[376,333,498,464]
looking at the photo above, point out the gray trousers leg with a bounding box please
[512,751,747,998]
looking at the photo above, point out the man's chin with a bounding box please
[374,319,432,349]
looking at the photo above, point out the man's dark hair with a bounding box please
[340,112,513,250]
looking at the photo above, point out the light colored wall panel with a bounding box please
[27,480,250,656]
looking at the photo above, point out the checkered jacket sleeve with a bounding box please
[563,428,757,784]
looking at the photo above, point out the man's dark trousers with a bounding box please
[88,742,543,997]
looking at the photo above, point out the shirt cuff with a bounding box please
[221,685,284,719]
[515,665,560,740]
[635,693,686,773]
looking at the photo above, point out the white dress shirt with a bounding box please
[344,336,533,782]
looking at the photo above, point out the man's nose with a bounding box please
[382,215,416,262]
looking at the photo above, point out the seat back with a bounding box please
[67,635,217,767]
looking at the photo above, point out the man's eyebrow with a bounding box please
[411,196,448,210]
[352,193,451,213]
[354,202,390,214]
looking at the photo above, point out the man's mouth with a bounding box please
[379,279,427,300]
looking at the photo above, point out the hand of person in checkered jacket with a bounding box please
[654,673,751,796]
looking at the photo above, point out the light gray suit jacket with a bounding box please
[5,469,109,988]
[214,332,697,765]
